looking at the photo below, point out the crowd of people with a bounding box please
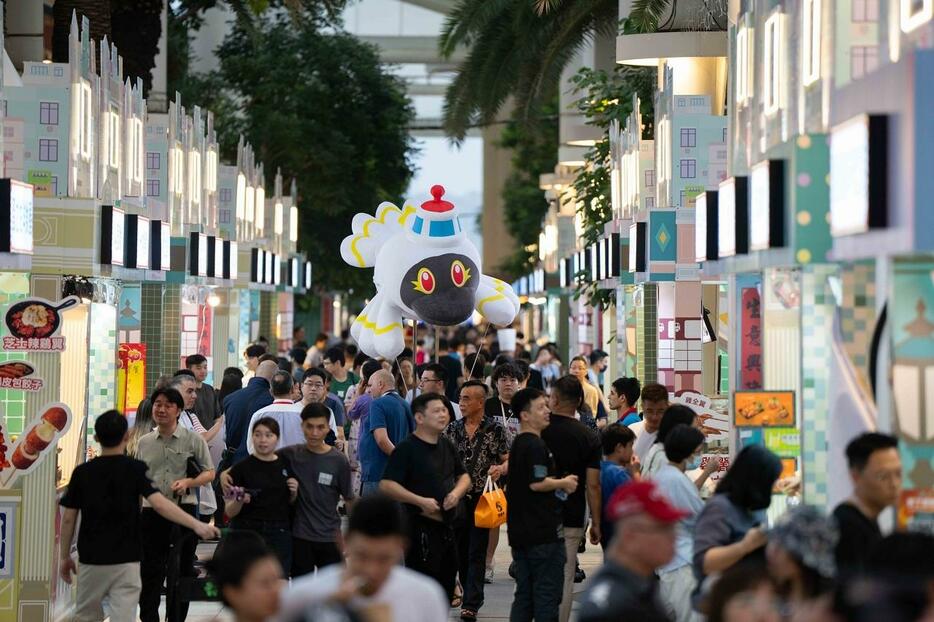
[56,325,934,622]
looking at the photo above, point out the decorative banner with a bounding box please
[677,391,730,481]
[117,344,147,416]
[763,427,801,457]
[2,296,79,352]
[2,403,72,487]
[0,361,44,392]
[898,489,934,531]
[676,391,729,441]
[740,288,763,389]
[734,390,796,427]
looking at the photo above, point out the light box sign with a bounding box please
[161,223,171,271]
[695,190,720,262]
[718,177,749,258]
[100,205,126,266]
[265,252,275,285]
[629,222,647,273]
[304,261,312,290]
[0,179,34,255]
[251,248,264,283]
[273,254,282,286]
[124,215,150,270]
[750,160,786,251]
[189,233,208,277]
[829,114,888,237]
[606,233,621,278]
[214,237,225,278]
[289,257,300,287]
[225,241,238,280]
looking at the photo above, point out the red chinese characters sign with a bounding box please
[740,288,762,389]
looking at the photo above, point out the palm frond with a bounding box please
[522,0,617,118]
[440,0,514,58]
[532,0,563,15]
[627,0,671,33]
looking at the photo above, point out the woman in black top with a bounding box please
[226,417,299,572]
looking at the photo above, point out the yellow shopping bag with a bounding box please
[474,476,507,529]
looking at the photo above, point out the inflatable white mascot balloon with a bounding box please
[340,185,520,360]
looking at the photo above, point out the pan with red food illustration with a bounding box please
[4,296,79,340]
[0,362,34,379]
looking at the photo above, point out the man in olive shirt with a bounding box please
[135,387,215,622]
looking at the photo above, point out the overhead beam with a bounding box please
[398,0,457,14]
[357,35,466,65]
[405,83,449,96]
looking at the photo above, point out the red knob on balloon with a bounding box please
[421,185,454,213]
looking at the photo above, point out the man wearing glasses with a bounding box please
[419,363,461,420]
[300,368,344,449]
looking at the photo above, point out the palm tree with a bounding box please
[440,0,719,141]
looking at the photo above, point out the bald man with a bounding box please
[227,360,280,463]
[358,369,415,495]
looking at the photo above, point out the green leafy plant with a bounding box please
[570,64,655,310]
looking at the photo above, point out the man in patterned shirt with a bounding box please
[443,381,509,621]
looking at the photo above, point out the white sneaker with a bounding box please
[484,567,494,584]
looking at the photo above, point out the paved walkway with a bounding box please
[184,526,606,621]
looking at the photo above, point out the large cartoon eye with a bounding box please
[412,268,436,294]
[451,260,471,287]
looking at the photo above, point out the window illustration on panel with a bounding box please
[680,159,697,179]
[680,128,697,148]
[39,139,58,162]
[147,179,160,197]
[39,102,59,125]
[147,152,160,170]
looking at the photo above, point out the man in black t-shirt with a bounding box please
[381,392,470,600]
[833,432,902,576]
[507,388,579,622]
[59,411,218,622]
[541,376,603,622]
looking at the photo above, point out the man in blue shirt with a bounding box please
[358,369,414,495]
[224,360,277,463]
[599,423,638,550]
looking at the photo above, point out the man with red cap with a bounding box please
[577,480,687,622]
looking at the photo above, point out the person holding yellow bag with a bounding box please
[443,381,510,622]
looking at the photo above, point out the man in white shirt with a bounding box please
[277,494,447,622]
[246,371,335,454]
[629,382,669,463]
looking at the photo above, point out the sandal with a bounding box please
[461,609,478,621]
[450,590,463,608]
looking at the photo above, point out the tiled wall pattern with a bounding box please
[260,291,276,347]
[141,283,164,390]
[801,265,836,507]
[160,285,182,377]
[636,284,658,384]
[658,282,675,390]
[87,303,118,440]
[839,261,877,394]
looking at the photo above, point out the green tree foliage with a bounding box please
[174,14,415,296]
[571,64,655,309]
[172,0,348,30]
[497,101,558,279]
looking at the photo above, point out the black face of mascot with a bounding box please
[399,253,479,326]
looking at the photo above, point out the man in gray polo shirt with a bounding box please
[135,387,214,622]
[279,402,355,577]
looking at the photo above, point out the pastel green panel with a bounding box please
[791,134,832,265]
